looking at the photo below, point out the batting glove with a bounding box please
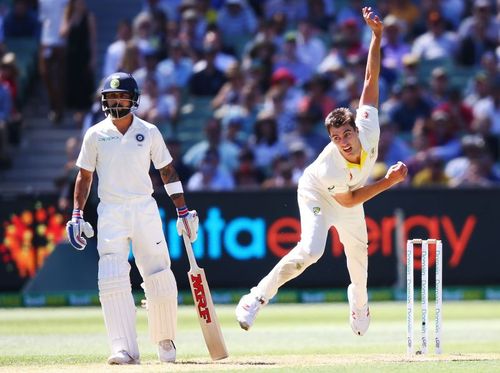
[66,209,94,250]
[176,206,198,242]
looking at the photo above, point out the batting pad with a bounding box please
[143,268,178,343]
[98,256,139,360]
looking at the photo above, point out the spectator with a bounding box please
[377,114,413,167]
[233,147,265,189]
[263,67,302,131]
[412,155,450,187]
[211,62,245,110]
[102,19,132,78]
[183,116,240,172]
[60,0,97,127]
[294,18,326,71]
[335,0,364,30]
[413,109,462,163]
[132,11,157,56]
[381,15,410,84]
[219,110,247,148]
[2,0,39,38]
[384,0,420,32]
[0,53,22,145]
[288,141,309,183]
[426,67,450,108]
[81,85,105,135]
[133,49,168,93]
[195,29,238,74]
[0,81,12,168]
[135,76,179,132]
[38,0,68,124]
[445,134,488,183]
[263,86,296,136]
[298,74,336,119]
[273,30,313,86]
[117,40,143,74]
[399,53,420,84]
[157,39,193,91]
[283,107,329,160]
[242,37,276,93]
[389,77,432,133]
[248,109,288,174]
[217,0,258,57]
[436,87,474,134]
[54,136,80,211]
[411,11,458,62]
[306,0,335,33]
[457,0,499,66]
[464,71,491,108]
[177,8,204,54]
[187,148,235,191]
[189,44,226,96]
[263,0,308,26]
[472,78,500,135]
[261,155,295,189]
[165,137,192,184]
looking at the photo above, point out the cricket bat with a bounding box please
[182,234,228,360]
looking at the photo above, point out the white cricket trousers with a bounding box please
[96,196,177,359]
[256,189,369,307]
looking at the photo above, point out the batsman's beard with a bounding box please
[107,104,131,119]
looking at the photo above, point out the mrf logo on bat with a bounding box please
[190,273,212,323]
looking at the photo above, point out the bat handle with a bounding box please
[182,233,200,271]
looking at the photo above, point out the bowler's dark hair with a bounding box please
[324,107,356,131]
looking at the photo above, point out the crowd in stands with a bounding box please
[0,0,499,193]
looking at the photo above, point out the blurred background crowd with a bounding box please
[0,0,499,202]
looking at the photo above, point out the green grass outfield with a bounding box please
[1,301,499,372]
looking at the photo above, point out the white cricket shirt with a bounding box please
[76,115,172,203]
[298,105,380,200]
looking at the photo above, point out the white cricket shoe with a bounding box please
[107,350,139,365]
[158,339,176,363]
[347,284,370,336]
[236,291,267,330]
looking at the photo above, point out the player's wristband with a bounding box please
[176,205,189,218]
[164,181,183,196]
[72,209,83,219]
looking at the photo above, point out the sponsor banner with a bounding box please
[1,189,499,293]
[152,189,498,290]
[1,286,499,307]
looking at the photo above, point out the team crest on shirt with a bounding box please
[136,134,145,142]
[312,207,321,216]
[362,111,369,119]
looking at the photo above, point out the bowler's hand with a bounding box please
[176,206,199,242]
[362,7,383,37]
[66,209,94,250]
[385,161,408,186]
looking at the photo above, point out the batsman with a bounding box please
[236,7,408,336]
[66,72,198,364]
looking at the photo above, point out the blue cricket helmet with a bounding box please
[101,72,140,118]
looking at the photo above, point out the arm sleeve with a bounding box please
[329,182,349,195]
[356,105,380,147]
[150,126,173,169]
[76,129,97,172]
